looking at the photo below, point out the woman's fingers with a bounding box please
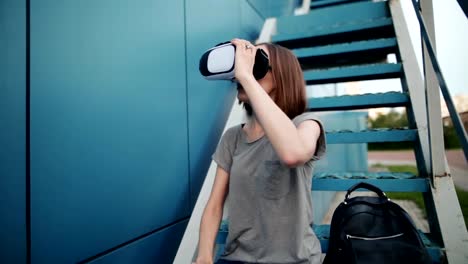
[231,38,256,82]
[231,38,254,51]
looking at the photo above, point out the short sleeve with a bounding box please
[293,112,327,161]
[212,126,240,173]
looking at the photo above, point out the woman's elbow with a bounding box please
[280,144,318,167]
[281,153,308,168]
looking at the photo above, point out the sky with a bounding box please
[431,0,468,96]
[399,0,467,96]
[307,0,467,98]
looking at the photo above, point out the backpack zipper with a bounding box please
[346,233,404,241]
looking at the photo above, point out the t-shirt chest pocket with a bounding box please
[257,160,292,199]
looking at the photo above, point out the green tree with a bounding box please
[368,109,408,129]
[368,109,412,150]
[443,124,462,149]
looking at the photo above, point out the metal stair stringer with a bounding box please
[390,0,468,262]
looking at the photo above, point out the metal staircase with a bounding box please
[213,0,468,263]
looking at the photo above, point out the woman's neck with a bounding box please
[244,115,265,142]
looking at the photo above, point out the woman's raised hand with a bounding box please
[231,38,257,83]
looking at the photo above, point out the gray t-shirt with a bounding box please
[212,112,327,264]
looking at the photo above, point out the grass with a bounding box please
[370,164,468,228]
[455,187,468,230]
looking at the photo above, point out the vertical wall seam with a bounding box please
[25,0,31,262]
[183,0,192,211]
[240,0,244,37]
[76,217,190,263]
[245,0,266,20]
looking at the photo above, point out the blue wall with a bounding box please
[248,0,302,19]
[30,1,191,262]
[0,0,280,263]
[0,1,26,263]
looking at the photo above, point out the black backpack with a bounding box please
[323,182,432,264]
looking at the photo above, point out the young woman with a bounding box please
[194,39,326,264]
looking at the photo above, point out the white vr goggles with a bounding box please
[199,42,270,80]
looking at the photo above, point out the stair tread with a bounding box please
[313,172,429,192]
[326,127,412,133]
[295,38,398,69]
[311,0,369,9]
[325,127,417,144]
[294,38,397,58]
[308,91,409,111]
[304,63,402,85]
[314,171,418,179]
[277,1,391,34]
[273,17,394,49]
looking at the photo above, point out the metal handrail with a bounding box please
[411,0,468,162]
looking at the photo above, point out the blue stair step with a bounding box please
[308,92,409,111]
[274,17,394,49]
[304,63,402,85]
[294,38,398,69]
[278,1,391,35]
[313,172,430,192]
[325,128,417,144]
[311,0,370,9]
[313,225,443,262]
[216,223,443,263]
[273,1,393,48]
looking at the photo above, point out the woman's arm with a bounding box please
[194,166,230,264]
[231,39,321,167]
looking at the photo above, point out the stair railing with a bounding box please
[411,0,468,162]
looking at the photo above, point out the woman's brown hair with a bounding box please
[257,43,306,119]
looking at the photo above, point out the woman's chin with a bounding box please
[237,94,248,103]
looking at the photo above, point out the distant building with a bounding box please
[441,94,468,118]
[443,111,468,132]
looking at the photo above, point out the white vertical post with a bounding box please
[419,0,468,263]
[421,0,446,181]
[294,0,311,15]
[389,0,430,173]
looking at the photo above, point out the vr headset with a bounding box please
[199,42,270,81]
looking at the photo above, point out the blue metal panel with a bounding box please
[241,0,266,41]
[0,1,26,263]
[294,38,397,58]
[186,0,264,209]
[246,0,301,19]
[276,1,390,34]
[308,92,409,111]
[304,63,402,85]
[312,179,430,192]
[326,128,417,144]
[30,1,189,263]
[89,220,188,264]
